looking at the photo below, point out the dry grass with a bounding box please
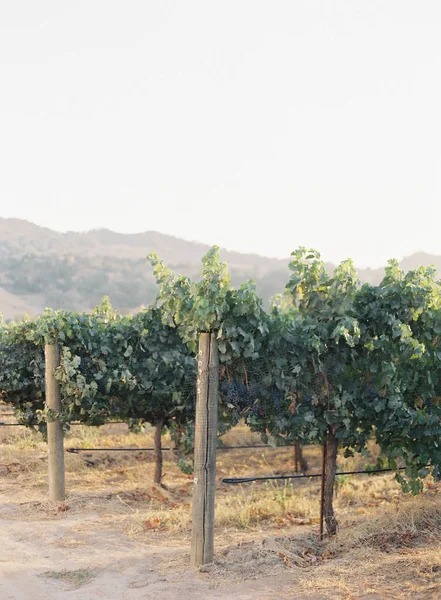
[2,417,441,598]
[177,494,441,598]
[330,492,441,554]
[0,421,426,536]
[297,495,441,599]
[41,568,100,589]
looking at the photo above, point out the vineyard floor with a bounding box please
[1,422,441,599]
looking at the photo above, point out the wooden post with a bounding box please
[45,341,65,501]
[190,332,219,568]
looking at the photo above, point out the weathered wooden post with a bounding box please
[190,332,219,568]
[45,341,65,501]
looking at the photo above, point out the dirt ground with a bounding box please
[1,419,441,599]
[0,499,303,600]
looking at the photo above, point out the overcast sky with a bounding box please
[1,1,440,267]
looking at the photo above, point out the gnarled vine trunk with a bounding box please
[323,428,338,536]
[294,440,308,473]
[154,417,165,485]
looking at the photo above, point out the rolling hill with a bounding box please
[0,218,440,321]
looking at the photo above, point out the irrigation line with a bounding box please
[0,421,126,428]
[66,444,283,454]
[222,466,421,485]
[66,421,126,426]
[67,447,174,453]
[217,445,282,450]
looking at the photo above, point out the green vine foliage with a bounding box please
[148,246,271,450]
[245,249,441,492]
[356,261,441,487]
[245,248,368,452]
[0,316,45,429]
[56,304,195,425]
[148,246,269,362]
[0,299,196,441]
[2,248,441,494]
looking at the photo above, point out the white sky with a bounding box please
[1,1,440,267]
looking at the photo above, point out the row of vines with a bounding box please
[2,247,441,540]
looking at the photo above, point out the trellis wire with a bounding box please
[67,447,173,453]
[0,421,126,427]
[222,465,426,485]
[66,443,282,453]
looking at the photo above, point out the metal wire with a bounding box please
[222,465,419,484]
[0,421,126,427]
[66,444,288,454]
[67,447,173,453]
[218,445,286,450]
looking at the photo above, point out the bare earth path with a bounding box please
[0,493,308,600]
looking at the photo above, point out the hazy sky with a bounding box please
[1,1,440,267]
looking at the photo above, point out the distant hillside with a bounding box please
[0,219,290,320]
[1,218,440,321]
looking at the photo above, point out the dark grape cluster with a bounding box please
[220,380,252,408]
[219,379,258,423]
[271,386,284,418]
[219,379,289,423]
